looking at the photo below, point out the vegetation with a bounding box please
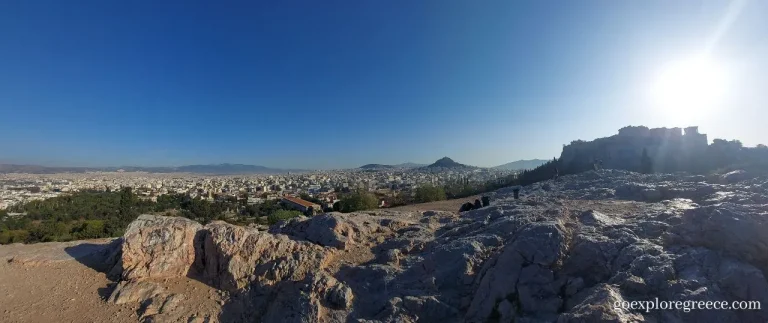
[0,188,302,245]
[413,184,446,203]
[512,158,560,186]
[267,209,304,225]
[334,191,379,212]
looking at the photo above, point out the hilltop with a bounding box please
[5,169,768,321]
[423,157,473,169]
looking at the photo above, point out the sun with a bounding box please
[650,57,728,122]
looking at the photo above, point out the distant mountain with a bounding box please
[492,159,549,171]
[0,164,102,174]
[0,163,298,175]
[423,157,473,169]
[359,164,395,169]
[394,162,427,168]
[358,162,426,170]
[175,164,277,174]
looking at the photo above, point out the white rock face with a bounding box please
[120,214,203,280]
[106,169,768,322]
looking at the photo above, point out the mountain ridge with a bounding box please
[0,163,301,175]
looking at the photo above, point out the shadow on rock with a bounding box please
[64,238,123,279]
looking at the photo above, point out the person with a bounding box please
[460,202,474,212]
[512,185,521,199]
[553,167,559,180]
[474,199,482,209]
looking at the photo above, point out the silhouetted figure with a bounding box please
[553,167,559,180]
[474,199,482,209]
[459,202,474,212]
[512,186,521,199]
[481,196,490,207]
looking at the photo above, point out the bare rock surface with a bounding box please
[5,169,768,322]
[121,214,203,280]
[106,170,768,322]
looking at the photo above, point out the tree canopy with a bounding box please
[414,184,447,203]
[335,191,379,212]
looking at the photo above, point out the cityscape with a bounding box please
[0,161,517,212]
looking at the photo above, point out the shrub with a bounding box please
[414,184,447,203]
[336,191,379,212]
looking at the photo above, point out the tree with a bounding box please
[336,191,379,212]
[640,148,653,174]
[414,184,446,203]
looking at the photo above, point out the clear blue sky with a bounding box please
[1,1,766,169]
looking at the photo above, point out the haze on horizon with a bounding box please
[1,1,766,170]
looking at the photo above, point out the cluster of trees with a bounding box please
[0,188,307,244]
[333,191,379,213]
[413,184,447,203]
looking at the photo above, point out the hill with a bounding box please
[359,164,395,170]
[8,170,768,321]
[0,163,296,175]
[359,163,426,170]
[492,159,549,171]
[423,157,472,169]
[393,162,427,168]
[558,126,768,174]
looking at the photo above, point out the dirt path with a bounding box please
[389,195,482,212]
[0,239,221,323]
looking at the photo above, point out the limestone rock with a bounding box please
[101,169,768,323]
[202,221,332,292]
[107,280,165,305]
[120,214,203,280]
[558,284,644,323]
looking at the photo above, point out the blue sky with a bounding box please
[1,1,766,169]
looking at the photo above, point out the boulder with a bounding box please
[120,214,203,280]
[202,221,331,292]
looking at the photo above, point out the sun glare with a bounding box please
[650,57,728,122]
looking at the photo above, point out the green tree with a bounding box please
[414,184,447,203]
[336,191,379,212]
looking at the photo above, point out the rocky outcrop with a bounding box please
[102,169,768,322]
[120,215,203,280]
[201,221,332,292]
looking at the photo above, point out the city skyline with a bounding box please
[2,1,767,169]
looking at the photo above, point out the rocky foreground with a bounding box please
[8,169,768,322]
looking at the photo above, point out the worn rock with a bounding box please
[107,280,165,305]
[104,169,768,322]
[120,214,203,280]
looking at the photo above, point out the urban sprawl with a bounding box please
[0,167,516,211]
